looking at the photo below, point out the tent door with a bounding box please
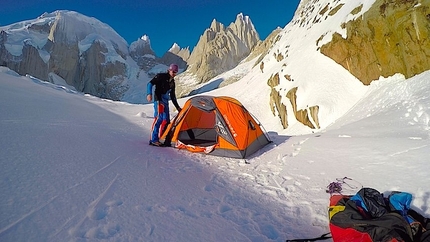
[177,128,217,147]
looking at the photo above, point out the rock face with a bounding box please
[267,73,288,128]
[19,43,49,80]
[286,87,320,130]
[160,43,189,70]
[0,10,129,100]
[129,35,157,71]
[250,28,283,69]
[267,73,320,129]
[0,29,49,81]
[265,26,322,130]
[129,35,155,58]
[320,0,430,85]
[266,0,430,131]
[186,13,260,84]
[129,36,189,77]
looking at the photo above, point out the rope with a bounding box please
[326,177,362,195]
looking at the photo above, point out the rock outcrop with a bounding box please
[266,0,430,131]
[249,28,283,69]
[286,87,320,129]
[320,0,430,85]
[129,35,158,72]
[267,73,320,129]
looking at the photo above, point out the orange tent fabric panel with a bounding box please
[181,107,215,130]
[160,95,270,158]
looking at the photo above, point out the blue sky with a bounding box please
[0,0,300,56]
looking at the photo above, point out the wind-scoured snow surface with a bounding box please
[1,64,430,242]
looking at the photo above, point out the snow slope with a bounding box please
[1,64,430,242]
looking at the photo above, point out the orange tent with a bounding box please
[160,95,271,158]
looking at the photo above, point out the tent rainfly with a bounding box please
[160,95,271,158]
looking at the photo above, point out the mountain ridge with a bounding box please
[0,10,262,102]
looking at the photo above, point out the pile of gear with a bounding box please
[287,177,430,242]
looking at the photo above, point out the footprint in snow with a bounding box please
[84,224,120,239]
[88,199,123,220]
[256,173,269,186]
[288,138,308,157]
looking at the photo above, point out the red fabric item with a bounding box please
[330,224,373,242]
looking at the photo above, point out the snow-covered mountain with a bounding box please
[185,0,430,134]
[0,10,133,100]
[0,11,189,101]
[0,10,260,103]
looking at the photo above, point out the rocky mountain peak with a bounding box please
[167,43,190,60]
[228,13,259,49]
[209,19,225,32]
[160,43,189,70]
[178,13,260,95]
[129,35,156,58]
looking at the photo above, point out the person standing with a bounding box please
[146,64,182,146]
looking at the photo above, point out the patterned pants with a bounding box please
[150,101,169,142]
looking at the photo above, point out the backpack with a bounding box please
[329,188,430,242]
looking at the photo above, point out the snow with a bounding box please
[1,0,430,241]
[168,43,181,53]
[0,10,129,64]
[1,61,430,242]
[0,14,57,57]
[129,35,152,54]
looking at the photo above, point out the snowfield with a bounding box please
[1,66,429,241]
